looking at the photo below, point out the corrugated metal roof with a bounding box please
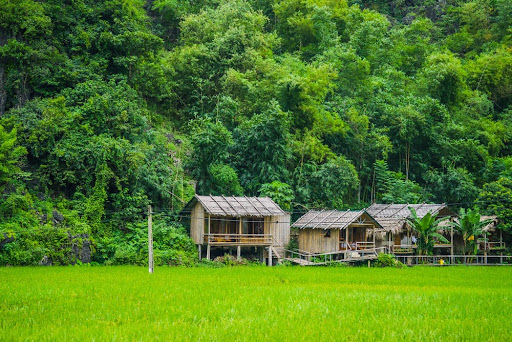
[185,195,286,217]
[291,210,381,230]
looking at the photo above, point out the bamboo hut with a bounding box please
[292,210,382,254]
[183,195,290,264]
[448,215,505,253]
[367,203,457,254]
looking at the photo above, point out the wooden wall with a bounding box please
[265,214,290,247]
[298,229,339,254]
[190,202,205,244]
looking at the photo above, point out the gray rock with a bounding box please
[52,210,64,225]
[39,255,53,266]
[69,233,92,264]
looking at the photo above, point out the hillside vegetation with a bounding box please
[0,0,511,265]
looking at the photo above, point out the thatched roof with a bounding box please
[481,216,499,232]
[291,210,382,230]
[183,195,286,217]
[439,215,498,232]
[367,203,457,233]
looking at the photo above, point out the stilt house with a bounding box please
[448,215,505,254]
[367,203,457,254]
[292,210,382,254]
[183,195,290,264]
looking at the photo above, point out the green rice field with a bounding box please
[1,266,512,341]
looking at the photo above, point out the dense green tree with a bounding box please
[0,125,26,186]
[187,119,238,195]
[1,0,512,265]
[478,178,512,232]
[232,102,291,193]
[259,181,294,210]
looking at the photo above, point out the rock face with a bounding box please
[69,233,92,264]
[52,210,64,225]
[39,255,53,266]
[0,233,14,249]
[38,233,92,266]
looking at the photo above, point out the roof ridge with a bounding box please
[221,195,240,217]
[209,195,229,216]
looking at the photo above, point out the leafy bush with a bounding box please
[213,254,249,266]
[374,254,405,268]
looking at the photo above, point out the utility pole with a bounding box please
[148,205,154,274]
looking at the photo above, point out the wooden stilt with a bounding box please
[268,246,272,266]
[198,244,202,260]
[237,245,241,261]
[206,244,211,261]
[148,205,154,274]
[450,226,454,265]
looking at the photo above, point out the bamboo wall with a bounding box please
[190,202,205,244]
[265,214,291,247]
[298,229,339,254]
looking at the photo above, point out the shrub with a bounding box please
[213,254,249,266]
[374,253,405,268]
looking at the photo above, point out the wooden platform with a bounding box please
[283,250,378,266]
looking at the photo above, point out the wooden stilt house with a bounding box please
[448,215,505,254]
[367,203,457,255]
[183,195,290,264]
[292,210,383,255]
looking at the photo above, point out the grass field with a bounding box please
[1,266,512,341]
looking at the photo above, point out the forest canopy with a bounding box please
[0,0,511,265]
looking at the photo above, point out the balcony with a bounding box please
[204,233,273,246]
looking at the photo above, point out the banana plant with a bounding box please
[407,207,450,256]
[448,208,493,257]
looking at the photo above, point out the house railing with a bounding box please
[392,244,416,254]
[356,242,375,250]
[395,254,512,265]
[340,242,377,251]
[204,233,272,245]
[477,239,506,250]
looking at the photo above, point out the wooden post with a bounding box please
[372,226,376,247]
[207,214,211,260]
[368,259,371,268]
[237,245,241,261]
[198,244,202,260]
[389,232,392,254]
[500,228,503,265]
[268,246,272,266]
[450,226,454,265]
[148,205,154,274]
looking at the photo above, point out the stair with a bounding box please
[272,246,285,260]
